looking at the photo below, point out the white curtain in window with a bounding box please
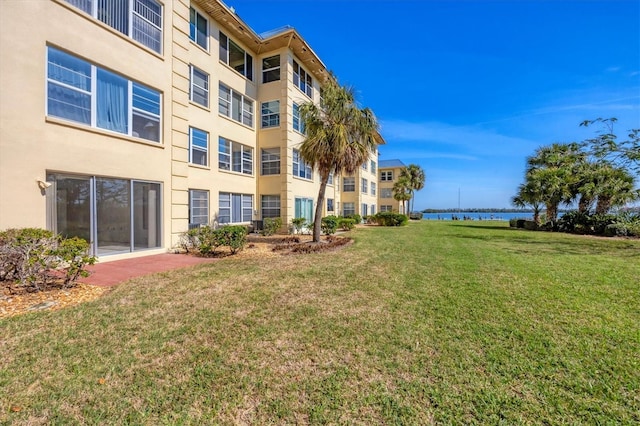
[97,69,128,134]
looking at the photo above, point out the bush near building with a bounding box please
[0,228,96,292]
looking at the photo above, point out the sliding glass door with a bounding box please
[47,173,162,256]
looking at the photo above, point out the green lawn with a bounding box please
[1,221,639,424]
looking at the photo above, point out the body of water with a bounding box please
[422,212,534,221]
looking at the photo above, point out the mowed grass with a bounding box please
[1,221,639,424]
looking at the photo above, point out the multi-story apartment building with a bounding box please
[377,159,407,213]
[340,156,379,218]
[0,0,366,261]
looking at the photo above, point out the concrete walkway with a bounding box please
[80,253,218,287]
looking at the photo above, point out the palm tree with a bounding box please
[594,165,639,214]
[511,179,544,224]
[399,164,425,214]
[525,142,584,222]
[299,77,384,242]
[393,176,412,214]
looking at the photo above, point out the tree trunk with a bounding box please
[546,203,558,222]
[312,172,329,243]
[578,196,592,213]
[595,197,611,215]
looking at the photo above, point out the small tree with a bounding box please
[393,176,412,214]
[399,164,426,213]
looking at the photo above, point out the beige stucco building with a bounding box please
[0,0,391,260]
[377,159,408,214]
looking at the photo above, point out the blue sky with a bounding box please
[233,0,640,209]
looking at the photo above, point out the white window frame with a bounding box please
[381,171,393,181]
[189,127,208,166]
[46,46,161,143]
[261,195,281,219]
[261,148,280,175]
[189,189,209,226]
[343,202,355,217]
[293,60,313,98]
[189,6,208,50]
[293,149,312,180]
[327,198,334,212]
[343,177,355,192]
[261,100,280,128]
[380,188,393,199]
[362,203,368,217]
[63,0,163,53]
[218,136,253,175]
[190,65,209,108]
[219,31,253,81]
[219,192,253,224]
[361,178,368,194]
[218,82,254,127]
[371,160,377,174]
[262,54,280,83]
[292,102,305,134]
[371,182,376,196]
[380,205,393,212]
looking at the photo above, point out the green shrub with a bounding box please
[346,214,362,224]
[321,216,339,235]
[182,225,248,255]
[523,220,538,231]
[0,228,95,291]
[261,217,282,236]
[291,217,306,234]
[373,212,409,226]
[338,218,356,231]
[509,218,518,228]
[217,225,248,254]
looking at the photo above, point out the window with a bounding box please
[292,102,305,133]
[63,0,162,53]
[362,162,368,171]
[343,202,355,217]
[295,197,314,223]
[381,171,393,181]
[189,189,209,227]
[327,198,334,212]
[381,188,393,198]
[343,177,355,192]
[371,160,377,174]
[262,55,280,83]
[371,205,376,215]
[380,205,393,212]
[293,149,312,180]
[362,203,368,217]
[219,192,253,224]
[218,83,253,126]
[47,47,161,142]
[261,195,280,219]
[189,127,208,166]
[190,65,209,108]
[261,100,280,128]
[328,172,334,185]
[218,137,253,175]
[219,32,253,80]
[48,174,162,255]
[361,178,368,193]
[261,148,280,175]
[189,7,208,50]
[371,182,376,196]
[293,60,313,98]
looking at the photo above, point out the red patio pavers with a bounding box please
[80,254,218,287]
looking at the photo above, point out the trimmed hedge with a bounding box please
[373,212,409,226]
[182,225,248,255]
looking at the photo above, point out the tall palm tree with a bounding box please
[399,164,425,214]
[393,176,412,214]
[299,77,384,242]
